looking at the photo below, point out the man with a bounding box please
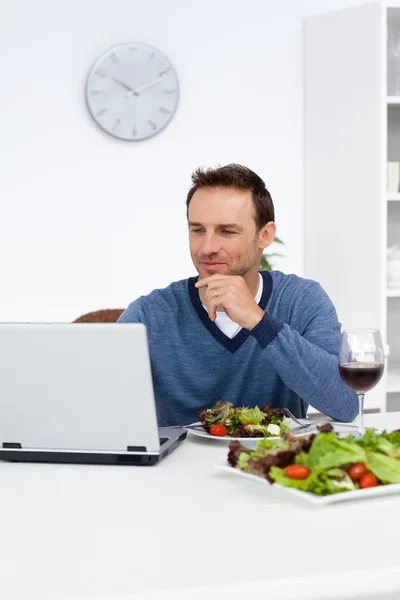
[118,164,358,426]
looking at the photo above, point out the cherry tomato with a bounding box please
[347,462,368,481]
[285,465,310,480]
[359,473,378,488]
[209,424,228,437]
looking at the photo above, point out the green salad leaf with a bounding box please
[269,466,356,495]
[270,415,291,434]
[357,428,380,450]
[381,430,400,448]
[238,452,250,469]
[237,406,264,425]
[255,437,290,451]
[236,439,292,470]
[294,452,309,466]
[365,451,400,484]
[306,432,366,470]
[358,428,400,458]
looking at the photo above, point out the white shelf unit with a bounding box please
[387,287,400,296]
[303,1,400,411]
[387,362,400,392]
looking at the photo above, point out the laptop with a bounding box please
[0,323,187,465]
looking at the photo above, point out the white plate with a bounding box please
[187,420,360,444]
[187,421,286,443]
[215,463,400,505]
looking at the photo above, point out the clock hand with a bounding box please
[132,78,163,96]
[112,77,134,92]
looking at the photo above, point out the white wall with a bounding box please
[0,0,371,322]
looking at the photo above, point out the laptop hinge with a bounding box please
[2,442,22,449]
[127,445,147,452]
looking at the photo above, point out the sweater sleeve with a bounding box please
[250,282,358,422]
[117,299,145,324]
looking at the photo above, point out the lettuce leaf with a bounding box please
[381,430,400,448]
[294,452,309,466]
[374,438,400,459]
[270,415,292,434]
[358,429,400,458]
[306,433,366,470]
[239,449,299,480]
[269,466,356,495]
[237,406,265,425]
[253,437,290,452]
[242,424,270,436]
[238,452,250,469]
[365,451,400,484]
[357,428,380,450]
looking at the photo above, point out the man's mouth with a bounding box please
[200,262,227,271]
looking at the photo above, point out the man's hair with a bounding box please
[186,163,275,230]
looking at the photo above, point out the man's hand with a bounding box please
[195,274,265,330]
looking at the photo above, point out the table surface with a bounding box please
[1,412,400,600]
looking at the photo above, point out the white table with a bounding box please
[1,412,400,600]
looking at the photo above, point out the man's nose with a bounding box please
[200,234,221,256]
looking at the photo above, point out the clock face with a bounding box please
[85,42,179,141]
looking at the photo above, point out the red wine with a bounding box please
[339,362,384,393]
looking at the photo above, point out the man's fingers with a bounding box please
[195,274,232,288]
[206,286,224,303]
[207,294,225,321]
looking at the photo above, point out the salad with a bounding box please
[227,424,400,495]
[198,401,290,438]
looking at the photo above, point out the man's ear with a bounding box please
[258,221,277,251]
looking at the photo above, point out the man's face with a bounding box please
[188,187,263,279]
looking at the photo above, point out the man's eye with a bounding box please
[222,230,235,234]
[191,228,203,233]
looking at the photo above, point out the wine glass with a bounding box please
[339,329,385,438]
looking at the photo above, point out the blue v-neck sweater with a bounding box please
[118,270,358,426]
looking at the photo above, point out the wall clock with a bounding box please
[85,42,179,141]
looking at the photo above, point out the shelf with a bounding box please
[387,288,400,297]
[387,96,400,105]
[387,193,400,201]
[388,363,400,393]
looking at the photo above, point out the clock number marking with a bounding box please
[96,107,108,117]
[90,89,104,96]
[131,127,138,138]
[159,67,171,77]
[95,68,107,78]
[148,52,155,63]
[110,52,119,64]
[129,46,137,52]
[164,88,176,94]
[159,107,171,114]
[112,119,121,133]
[148,120,157,131]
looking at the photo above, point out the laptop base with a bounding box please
[0,430,187,466]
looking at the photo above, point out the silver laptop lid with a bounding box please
[0,323,161,453]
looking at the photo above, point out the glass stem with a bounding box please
[358,394,365,436]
